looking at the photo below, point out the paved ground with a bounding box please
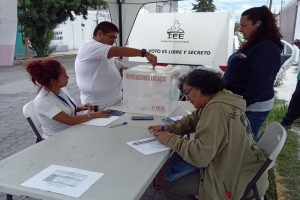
[0,57,166,200]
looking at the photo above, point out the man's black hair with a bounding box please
[93,21,119,36]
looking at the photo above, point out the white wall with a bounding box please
[143,2,178,13]
[50,3,179,52]
[127,2,178,46]
[143,3,157,13]
[294,3,300,63]
[50,2,180,52]
[51,10,111,51]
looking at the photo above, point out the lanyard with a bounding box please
[56,94,77,116]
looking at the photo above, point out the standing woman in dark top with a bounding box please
[223,6,283,140]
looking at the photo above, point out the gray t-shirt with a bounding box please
[34,87,77,139]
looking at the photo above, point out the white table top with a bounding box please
[0,101,193,200]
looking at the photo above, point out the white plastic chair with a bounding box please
[241,122,287,200]
[23,101,43,143]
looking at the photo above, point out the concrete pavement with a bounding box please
[12,50,78,66]
[0,57,166,200]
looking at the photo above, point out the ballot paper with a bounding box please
[81,116,119,127]
[127,136,170,155]
[21,165,103,198]
[170,116,183,121]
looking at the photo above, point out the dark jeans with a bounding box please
[281,80,300,127]
[164,152,199,182]
[163,172,200,200]
[246,111,270,141]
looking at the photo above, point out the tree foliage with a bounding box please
[192,0,216,12]
[235,21,240,32]
[18,0,106,57]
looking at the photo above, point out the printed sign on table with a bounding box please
[128,12,234,66]
[0,0,17,66]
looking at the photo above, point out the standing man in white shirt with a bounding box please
[75,21,157,110]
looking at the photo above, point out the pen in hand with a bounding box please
[109,122,127,128]
[149,125,164,135]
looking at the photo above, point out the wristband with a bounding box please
[141,49,147,57]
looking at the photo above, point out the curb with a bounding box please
[12,54,77,66]
[274,167,287,200]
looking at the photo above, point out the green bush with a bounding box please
[261,102,300,200]
[18,0,107,57]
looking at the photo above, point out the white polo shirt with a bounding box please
[34,87,77,139]
[75,39,122,109]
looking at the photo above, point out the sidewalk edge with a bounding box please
[12,54,77,66]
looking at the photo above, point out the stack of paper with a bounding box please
[127,136,170,155]
[21,165,104,198]
[82,116,119,127]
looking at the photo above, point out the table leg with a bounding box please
[6,194,12,200]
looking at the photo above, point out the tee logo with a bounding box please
[167,20,185,39]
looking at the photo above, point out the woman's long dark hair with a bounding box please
[238,6,283,53]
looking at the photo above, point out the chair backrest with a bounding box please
[242,122,287,199]
[23,101,43,142]
[257,122,287,170]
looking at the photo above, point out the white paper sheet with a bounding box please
[170,116,183,121]
[127,136,170,155]
[21,165,103,198]
[81,116,119,127]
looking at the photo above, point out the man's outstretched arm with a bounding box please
[108,47,157,66]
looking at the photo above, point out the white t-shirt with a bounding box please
[34,87,77,139]
[75,39,122,109]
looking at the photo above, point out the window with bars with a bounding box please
[156,5,163,13]
[172,2,178,12]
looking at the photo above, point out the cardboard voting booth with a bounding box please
[128,12,234,66]
[124,12,234,116]
[123,66,181,116]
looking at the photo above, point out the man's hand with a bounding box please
[90,110,112,119]
[153,131,171,144]
[145,52,157,67]
[120,66,128,74]
[108,47,158,66]
[148,125,169,133]
[292,39,300,49]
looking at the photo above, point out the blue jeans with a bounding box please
[164,152,199,182]
[246,111,270,141]
[281,80,300,127]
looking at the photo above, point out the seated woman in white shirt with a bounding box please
[26,59,111,139]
